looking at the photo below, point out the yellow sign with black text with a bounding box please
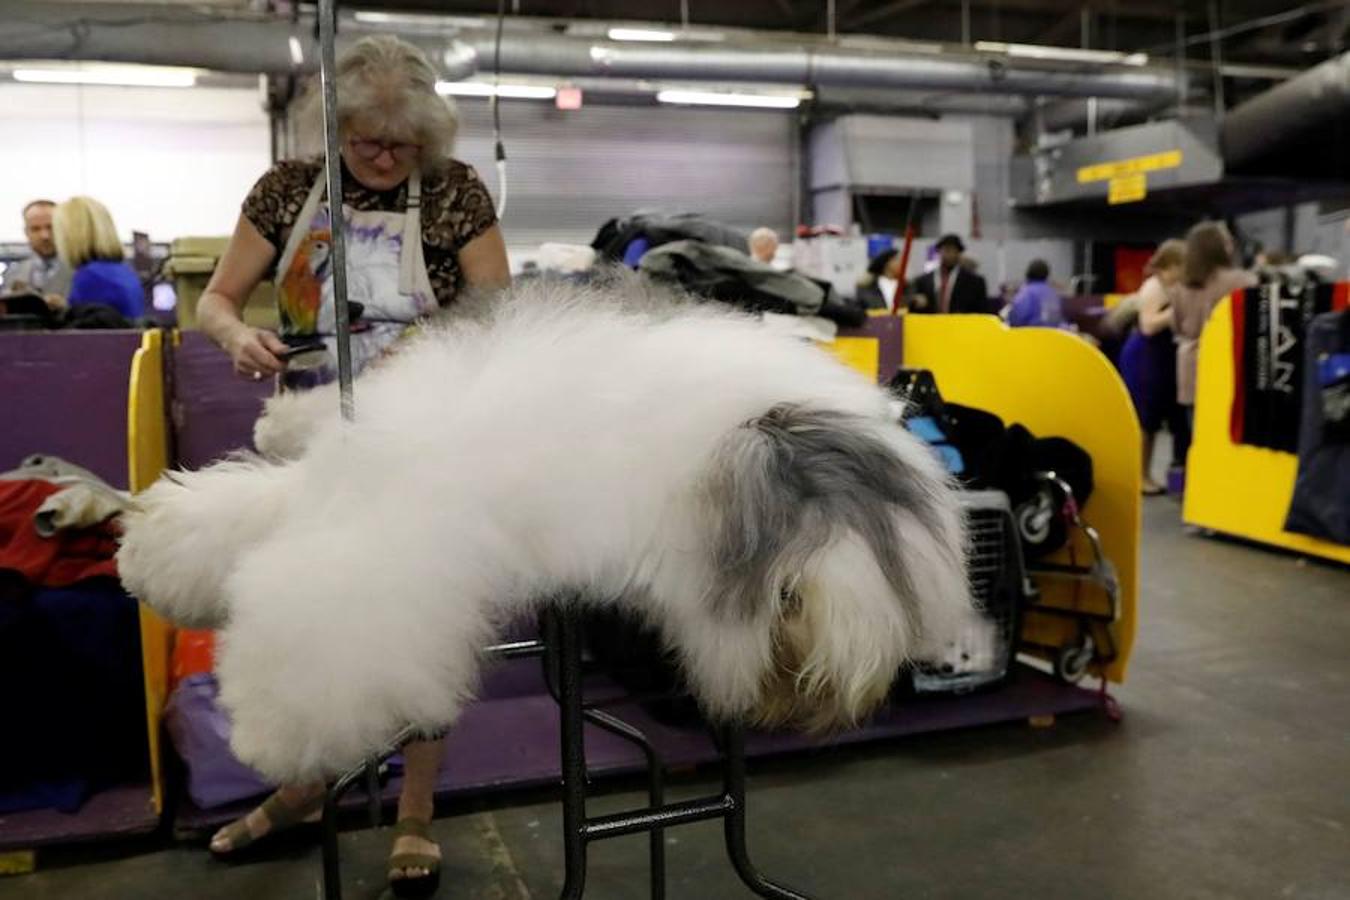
[1108,173,1147,205]
[1077,149,1182,184]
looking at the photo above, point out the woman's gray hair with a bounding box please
[299,35,458,171]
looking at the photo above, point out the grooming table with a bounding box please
[304,607,1107,900]
[317,607,812,899]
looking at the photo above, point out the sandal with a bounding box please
[388,817,442,898]
[209,789,324,858]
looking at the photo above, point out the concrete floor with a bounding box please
[5,500,1348,900]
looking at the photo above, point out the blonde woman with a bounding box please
[194,35,509,895]
[1118,240,1186,494]
[52,196,144,320]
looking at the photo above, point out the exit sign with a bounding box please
[556,86,583,110]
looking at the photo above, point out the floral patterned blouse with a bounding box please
[242,156,497,307]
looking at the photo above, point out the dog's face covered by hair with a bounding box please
[118,272,973,783]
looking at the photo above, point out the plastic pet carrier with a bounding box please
[911,490,1027,694]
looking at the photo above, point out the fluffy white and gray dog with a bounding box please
[117,273,972,784]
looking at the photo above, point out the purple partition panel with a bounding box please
[171,332,272,469]
[838,314,904,384]
[0,331,144,489]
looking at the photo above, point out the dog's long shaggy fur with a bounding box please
[117,273,973,783]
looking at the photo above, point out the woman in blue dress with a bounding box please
[1118,240,1186,495]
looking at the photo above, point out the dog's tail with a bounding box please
[702,403,972,731]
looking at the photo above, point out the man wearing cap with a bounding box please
[908,234,990,314]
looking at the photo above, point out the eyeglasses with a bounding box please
[346,137,421,164]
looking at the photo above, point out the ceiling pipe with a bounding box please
[0,1,1180,102]
[1220,50,1350,169]
[0,2,473,79]
[461,32,1179,101]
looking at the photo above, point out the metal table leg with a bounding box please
[321,725,419,900]
[542,606,812,900]
[549,607,588,899]
[720,726,812,900]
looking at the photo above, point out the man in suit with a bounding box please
[2,200,72,304]
[908,234,990,314]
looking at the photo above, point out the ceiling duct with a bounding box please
[1220,50,1350,172]
[1012,118,1225,208]
[0,1,1180,102]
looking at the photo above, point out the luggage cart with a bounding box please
[1017,472,1121,683]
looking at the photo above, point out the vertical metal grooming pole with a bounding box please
[318,0,355,422]
[314,1,362,894]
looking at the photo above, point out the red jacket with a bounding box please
[0,480,119,587]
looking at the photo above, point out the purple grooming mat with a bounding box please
[163,675,272,810]
[163,657,549,810]
[172,663,1106,833]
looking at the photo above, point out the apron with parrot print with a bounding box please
[273,170,437,390]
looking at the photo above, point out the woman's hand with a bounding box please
[225,323,288,380]
[198,214,280,377]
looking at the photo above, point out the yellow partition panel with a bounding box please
[1184,300,1350,564]
[903,315,1141,682]
[824,336,881,381]
[126,330,175,815]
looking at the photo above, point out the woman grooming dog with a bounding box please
[192,34,509,894]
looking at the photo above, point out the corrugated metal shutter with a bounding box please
[451,101,796,250]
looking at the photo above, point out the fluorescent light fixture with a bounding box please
[656,89,801,109]
[13,66,198,88]
[974,41,1148,67]
[607,27,677,42]
[288,35,305,66]
[354,11,485,28]
[436,80,557,100]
